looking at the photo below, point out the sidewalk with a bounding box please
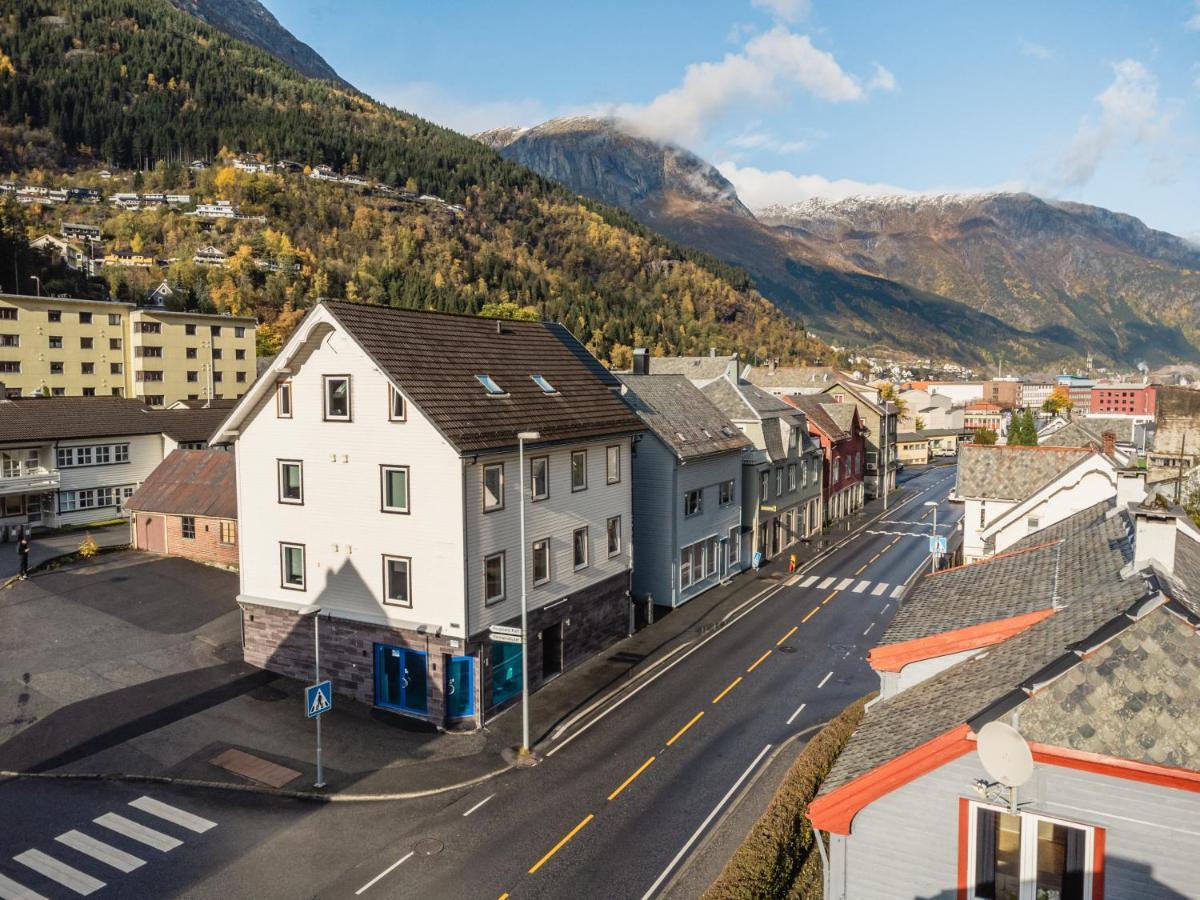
[0,522,130,584]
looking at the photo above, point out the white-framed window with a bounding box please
[965,801,1096,900]
[606,445,621,484]
[683,488,702,517]
[719,480,734,506]
[181,516,196,539]
[1,448,38,478]
[323,375,351,421]
[532,538,551,586]
[383,555,411,607]
[607,515,621,557]
[280,542,306,590]
[759,470,769,501]
[484,552,505,603]
[277,460,303,504]
[276,381,292,418]
[573,527,589,569]
[380,465,410,513]
[775,467,784,496]
[94,445,111,465]
[706,536,719,577]
[114,444,129,464]
[388,384,406,421]
[788,464,797,491]
[483,463,504,511]
[571,449,587,492]
[680,538,710,590]
[531,456,549,500]
[727,526,740,565]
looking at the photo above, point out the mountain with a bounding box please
[2,0,831,368]
[482,116,1200,367]
[166,0,342,82]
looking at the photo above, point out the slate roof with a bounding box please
[699,375,794,421]
[124,449,237,519]
[0,396,163,442]
[823,403,859,434]
[1041,417,1136,450]
[956,444,1093,500]
[615,375,752,461]
[322,301,644,454]
[742,365,849,390]
[786,395,849,441]
[645,355,736,381]
[152,406,238,443]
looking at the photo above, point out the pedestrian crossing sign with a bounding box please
[305,680,332,718]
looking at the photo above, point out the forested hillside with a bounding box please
[0,0,832,367]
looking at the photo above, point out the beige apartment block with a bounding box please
[0,293,256,407]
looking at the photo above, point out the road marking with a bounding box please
[817,671,833,689]
[786,702,807,725]
[802,606,819,623]
[608,756,656,800]
[868,553,880,564]
[878,544,891,554]
[746,650,772,672]
[639,743,773,900]
[890,536,902,545]
[835,577,853,590]
[128,796,216,833]
[712,676,742,704]
[881,603,891,614]
[0,872,48,900]
[528,814,594,874]
[817,576,836,589]
[799,575,818,588]
[871,582,888,596]
[55,831,144,873]
[853,580,870,593]
[667,710,705,746]
[94,813,181,851]
[776,625,798,645]
[863,622,875,636]
[498,895,510,900]
[854,563,868,576]
[13,850,104,896]
[355,851,414,895]
[891,585,904,598]
[821,591,837,605]
[462,794,495,817]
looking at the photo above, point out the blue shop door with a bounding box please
[445,656,474,720]
[374,644,428,715]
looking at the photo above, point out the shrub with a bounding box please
[703,694,872,900]
[78,533,99,558]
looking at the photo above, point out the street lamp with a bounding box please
[924,500,939,574]
[297,603,325,788]
[517,430,541,755]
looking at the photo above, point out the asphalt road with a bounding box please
[0,465,958,900]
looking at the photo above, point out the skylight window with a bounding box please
[531,374,558,395]
[476,374,507,396]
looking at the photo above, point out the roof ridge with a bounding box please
[926,539,1064,577]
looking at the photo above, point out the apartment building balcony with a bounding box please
[0,468,60,497]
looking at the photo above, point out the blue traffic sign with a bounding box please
[305,680,333,718]
[929,535,948,554]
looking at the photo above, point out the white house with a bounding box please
[212,300,644,729]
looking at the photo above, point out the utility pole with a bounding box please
[517,430,540,756]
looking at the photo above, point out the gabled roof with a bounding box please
[700,375,794,421]
[645,355,737,381]
[0,396,163,442]
[956,444,1093,500]
[1041,417,1137,450]
[151,405,238,443]
[615,375,751,461]
[785,395,850,442]
[742,365,849,390]
[125,449,236,519]
[823,402,859,434]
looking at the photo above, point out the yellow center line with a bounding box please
[890,536,901,546]
[712,676,743,704]
[666,710,704,746]
[747,650,772,672]
[777,625,798,645]
[821,590,838,605]
[608,755,656,801]
[499,895,510,900]
[802,606,820,623]
[528,813,595,874]
[869,552,881,563]
[879,544,891,554]
[854,563,868,575]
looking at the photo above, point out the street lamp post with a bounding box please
[924,500,939,574]
[517,430,541,755]
[30,275,41,297]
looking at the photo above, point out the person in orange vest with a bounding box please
[788,553,797,573]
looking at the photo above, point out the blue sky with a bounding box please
[265,0,1199,237]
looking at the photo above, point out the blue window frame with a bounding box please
[374,643,428,715]
[490,641,522,707]
[446,656,474,719]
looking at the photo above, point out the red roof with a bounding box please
[125,450,236,519]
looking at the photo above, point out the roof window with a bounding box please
[531,374,558,395]
[476,374,507,396]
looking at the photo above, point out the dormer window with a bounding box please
[531,374,558,395]
[476,374,507,396]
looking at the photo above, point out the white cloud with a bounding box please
[609,27,865,145]
[727,128,812,154]
[375,81,549,135]
[751,0,811,23]
[1056,59,1172,188]
[1019,39,1054,60]
[868,63,897,92]
[1186,1,1200,30]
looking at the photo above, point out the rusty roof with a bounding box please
[124,449,236,519]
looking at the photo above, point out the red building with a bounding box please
[1090,383,1157,416]
[785,394,866,524]
[964,400,1003,433]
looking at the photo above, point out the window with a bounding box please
[0,308,15,319]
[381,465,409,513]
[707,536,719,577]
[605,444,621,484]
[138,322,161,334]
[607,516,621,557]
[482,463,504,511]
[235,348,246,361]
[79,312,92,324]
[114,444,129,463]
[0,334,16,346]
[728,526,740,565]
[220,521,237,545]
[185,324,197,336]
[484,552,505,603]
[50,362,64,375]
[212,348,222,360]
[108,313,121,326]
[280,543,305,590]
[236,371,246,383]
[532,538,550,585]
[383,555,411,607]
[136,345,162,357]
[144,395,164,406]
[110,338,122,351]
[137,370,164,382]
[277,460,303,504]
[210,325,221,336]
[719,480,734,505]
[788,464,797,491]
[679,539,710,589]
[57,446,93,467]
[80,337,93,350]
[51,387,65,396]
[212,371,223,383]
[1,449,38,478]
[234,326,245,338]
[475,374,506,396]
[82,362,94,375]
[388,384,406,421]
[0,361,17,373]
[49,335,63,349]
[980,502,987,529]
[186,347,197,359]
[775,467,784,496]
[967,803,1094,900]
[1026,517,1040,530]
[833,458,840,483]
[94,446,111,465]
[573,527,589,569]
[110,363,123,374]
[181,516,196,539]
[531,374,557,394]
[759,470,769,501]
[531,456,549,500]
[276,382,292,418]
[324,375,351,420]
[187,371,199,383]
[571,450,587,491]
[683,488,702,517]
[48,310,62,322]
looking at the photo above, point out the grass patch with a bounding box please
[703,694,872,900]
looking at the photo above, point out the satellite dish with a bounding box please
[977,721,1034,788]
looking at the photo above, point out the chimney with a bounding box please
[1101,431,1116,457]
[632,347,649,376]
[1131,499,1180,575]
[1116,469,1146,507]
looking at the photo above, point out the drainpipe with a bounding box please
[814,826,831,900]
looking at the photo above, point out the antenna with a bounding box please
[976,721,1034,814]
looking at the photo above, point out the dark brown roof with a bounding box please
[0,396,163,442]
[616,375,752,460]
[125,449,237,519]
[323,301,644,453]
[170,399,239,411]
[785,394,849,441]
[152,406,237,443]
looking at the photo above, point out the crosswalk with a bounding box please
[0,795,216,899]
[796,573,904,598]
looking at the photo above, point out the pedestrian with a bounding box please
[788,553,797,573]
[17,530,31,580]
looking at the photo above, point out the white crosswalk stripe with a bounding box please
[817,577,836,589]
[0,872,48,900]
[13,849,105,895]
[94,813,182,852]
[853,580,870,593]
[56,831,145,873]
[835,578,853,590]
[891,585,905,598]
[871,583,889,596]
[128,797,217,834]
[799,575,818,588]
